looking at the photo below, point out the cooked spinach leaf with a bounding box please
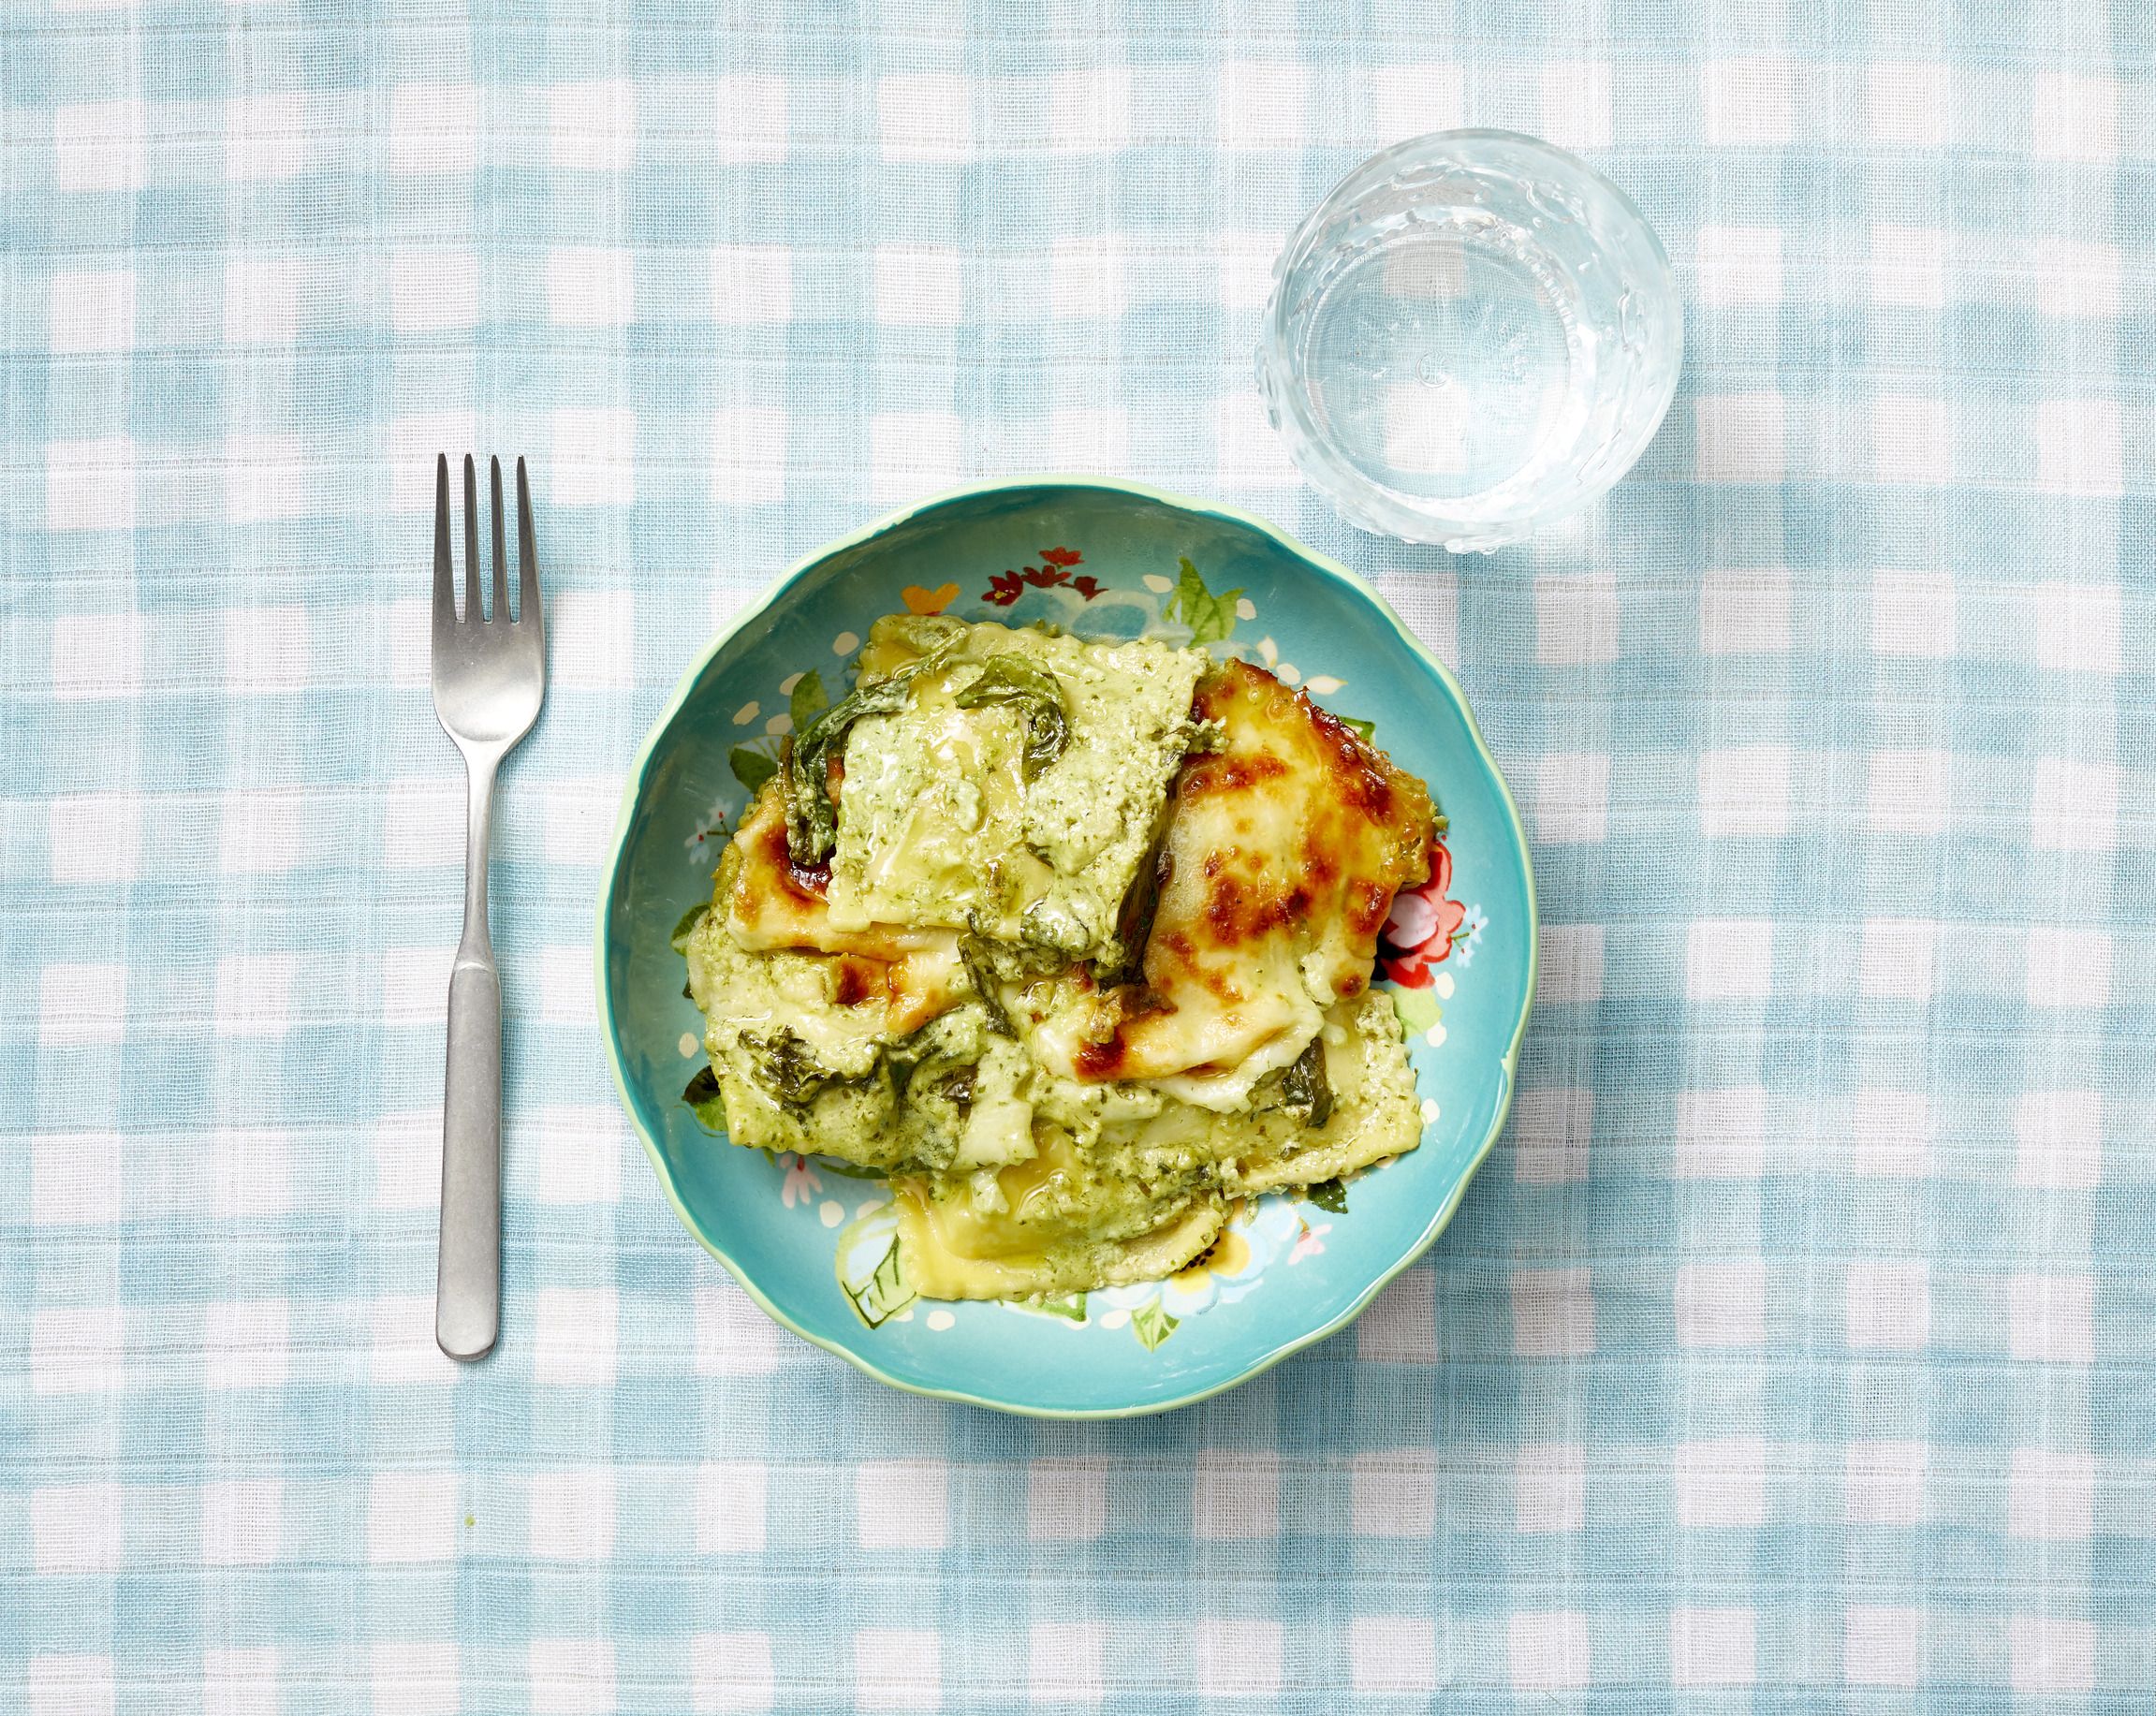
[810,1153,889,1181]
[953,655,1070,780]
[1281,1036,1335,1130]
[781,666,923,866]
[1097,837,1171,987]
[739,1028,844,1107]
[959,939,1016,1036]
[937,1064,976,1114]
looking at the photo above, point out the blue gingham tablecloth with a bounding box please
[5,2,2152,1709]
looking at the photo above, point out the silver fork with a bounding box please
[431,452,546,1361]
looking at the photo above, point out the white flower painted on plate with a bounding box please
[779,1153,821,1208]
[779,671,804,695]
[819,1200,843,1228]
[732,701,760,726]
[1303,674,1343,695]
[678,1033,698,1058]
[926,1309,956,1331]
[1288,1220,1330,1265]
[1453,905,1487,967]
[1238,638,1303,685]
[832,631,859,655]
[683,794,731,864]
[1388,891,1437,946]
[1142,574,1174,594]
[764,712,792,737]
[1235,597,1256,621]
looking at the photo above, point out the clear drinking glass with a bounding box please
[1258,129,1682,552]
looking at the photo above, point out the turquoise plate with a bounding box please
[596,478,1535,1417]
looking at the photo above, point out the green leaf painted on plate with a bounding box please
[1130,1300,1179,1350]
[1340,715,1376,743]
[729,745,777,796]
[1301,1177,1349,1214]
[1164,556,1242,645]
[1034,1292,1087,1324]
[682,1065,727,1132]
[1391,988,1442,1034]
[670,903,710,953]
[846,1238,916,1328]
[789,668,829,729]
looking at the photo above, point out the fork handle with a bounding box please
[438,753,502,1361]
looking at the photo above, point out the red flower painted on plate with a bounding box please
[1378,840,1467,989]
[980,547,1099,606]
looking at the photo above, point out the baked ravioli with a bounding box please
[822,616,1206,966]
[680,609,1442,1305]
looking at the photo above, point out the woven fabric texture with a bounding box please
[3,0,2151,1709]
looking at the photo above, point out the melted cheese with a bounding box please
[720,783,964,1036]
[891,1131,1225,1299]
[684,621,1441,1305]
[1113,991,1422,1192]
[824,616,1206,961]
[1028,657,1433,1109]
[688,913,882,1073]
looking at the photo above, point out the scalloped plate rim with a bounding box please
[594,473,1538,1418]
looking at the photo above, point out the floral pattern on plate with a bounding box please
[682,549,1484,1351]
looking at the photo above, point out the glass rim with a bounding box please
[1258,127,1682,550]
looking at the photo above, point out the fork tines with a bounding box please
[433,452,542,632]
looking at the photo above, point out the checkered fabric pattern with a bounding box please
[4,0,2151,1708]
